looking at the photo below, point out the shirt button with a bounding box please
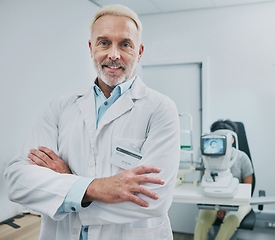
[104,101,108,106]
[71,207,76,211]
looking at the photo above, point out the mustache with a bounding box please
[101,60,126,70]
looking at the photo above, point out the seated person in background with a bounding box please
[194,119,253,240]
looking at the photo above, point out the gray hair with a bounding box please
[91,4,142,39]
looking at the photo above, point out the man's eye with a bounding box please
[98,41,109,46]
[100,42,108,46]
[122,43,130,48]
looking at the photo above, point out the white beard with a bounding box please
[93,59,137,87]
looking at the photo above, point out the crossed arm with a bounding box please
[28,146,164,208]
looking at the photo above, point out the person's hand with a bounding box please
[216,210,226,220]
[83,165,164,208]
[28,146,71,174]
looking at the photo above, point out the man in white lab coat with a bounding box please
[4,4,180,240]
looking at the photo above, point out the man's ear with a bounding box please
[88,40,93,58]
[137,44,144,62]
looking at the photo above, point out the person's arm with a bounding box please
[82,165,164,207]
[4,153,81,220]
[28,146,164,208]
[243,174,253,185]
[58,178,94,213]
[28,146,90,213]
[4,98,82,220]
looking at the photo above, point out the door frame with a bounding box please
[140,56,209,134]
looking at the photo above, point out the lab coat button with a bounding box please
[89,160,94,166]
[84,227,88,232]
[71,207,76,211]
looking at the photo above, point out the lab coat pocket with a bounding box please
[111,138,145,170]
[122,218,172,240]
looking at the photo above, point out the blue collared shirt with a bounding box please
[93,77,135,127]
[58,76,136,240]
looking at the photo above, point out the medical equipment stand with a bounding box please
[176,113,200,186]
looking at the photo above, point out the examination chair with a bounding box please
[209,122,258,240]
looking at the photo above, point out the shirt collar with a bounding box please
[93,76,136,98]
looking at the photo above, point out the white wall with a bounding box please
[0,0,98,221]
[140,2,275,213]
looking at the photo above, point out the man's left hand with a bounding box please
[28,146,71,174]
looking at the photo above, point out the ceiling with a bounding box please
[89,0,274,15]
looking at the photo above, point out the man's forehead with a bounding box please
[93,14,138,31]
[95,36,133,42]
[92,15,139,41]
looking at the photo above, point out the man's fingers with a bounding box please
[134,165,161,175]
[29,146,58,164]
[127,186,158,207]
[127,182,160,203]
[28,159,36,165]
[29,148,54,167]
[38,146,58,161]
[137,185,159,200]
[28,147,71,174]
[128,193,149,208]
[136,174,165,185]
[28,152,48,167]
[29,148,50,163]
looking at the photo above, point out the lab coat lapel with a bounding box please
[97,93,134,130]
[97,77,147,131]
[76,87,97,144]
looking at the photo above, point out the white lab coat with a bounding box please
[4,77,180,240]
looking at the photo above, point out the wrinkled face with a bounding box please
[89,15,144,88]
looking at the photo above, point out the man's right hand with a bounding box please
[83,165,165,208]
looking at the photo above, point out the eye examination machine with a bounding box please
[200,130,239,197]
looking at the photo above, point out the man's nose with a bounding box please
[108,46,120,60]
